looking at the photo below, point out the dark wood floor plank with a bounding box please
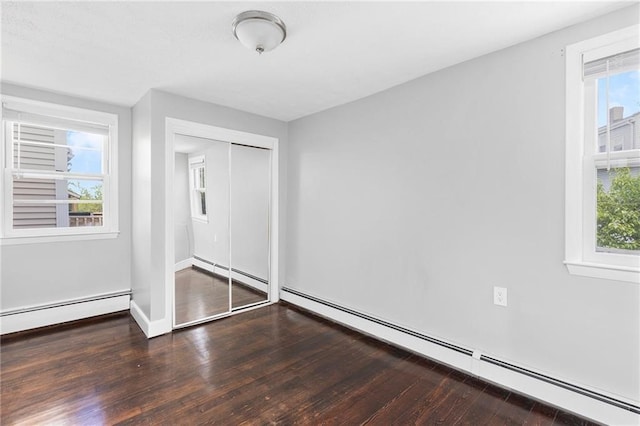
[175,267,267,325]
[442,376,490,424]
[487,390,538,425]
[523,401,558,425]
[0,304,601,425]
[455,381,511,425]
[309,353,427,425]
[554,409,602,426]
[361,361,454,424]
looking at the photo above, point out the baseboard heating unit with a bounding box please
[280,286,640,426]
[0,290,131,335]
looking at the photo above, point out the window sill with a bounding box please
[564,261,639,284]
[0,231,119,246]
[191,217,208,224]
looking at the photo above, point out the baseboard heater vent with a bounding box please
[193,255,227,271]
[282,286,640,415]
[480,355,640,414]
[281,286,472,356]
[0,290,132,317]
[193,256,268,284]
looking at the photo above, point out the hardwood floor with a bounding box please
[175,267,267,324]
[1,303,600,425]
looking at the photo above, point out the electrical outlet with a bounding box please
[494,287,508,307]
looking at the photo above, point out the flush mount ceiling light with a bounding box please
[232,10,287,54]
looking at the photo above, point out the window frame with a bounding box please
[188,154,208,223]
[0,96,119,245]
[564,25,640,283]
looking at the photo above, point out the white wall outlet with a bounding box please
[494,286,508,307]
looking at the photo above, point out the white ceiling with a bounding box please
[1,1,633,122]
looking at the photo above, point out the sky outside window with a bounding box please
[597,69,640,127]
[66,130,104,196]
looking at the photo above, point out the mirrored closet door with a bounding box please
[173,136,271,328]
[230,144,271,310]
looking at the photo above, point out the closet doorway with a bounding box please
[166,118,279,329]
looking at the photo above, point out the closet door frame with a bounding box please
[165,118,279,329]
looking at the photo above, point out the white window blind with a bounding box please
[583,48,640,80]
[2,106,110,136]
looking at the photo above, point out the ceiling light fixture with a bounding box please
[232,10,287,54]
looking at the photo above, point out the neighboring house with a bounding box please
[597,107,640,191]
[598,106,640,152]
[67,189,81,208]
[12,124,65,229]
[11,124,102,228]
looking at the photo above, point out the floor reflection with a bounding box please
[174,267,267,325]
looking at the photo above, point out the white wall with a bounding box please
[131,89,287,326]
[182,142,270,283]
[0,83,132,311]
[191,142,230,268]
[230,144,270,281]
[173,153,193,264]
[131,91,152,317]
[286,6,639,404]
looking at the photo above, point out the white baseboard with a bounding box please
[0,293,130,335]
[192,256,224,276]
[229,270,268,293]
[191,256,268,294]
[129,300,171,338]
[175,257,193,272]
[281,289,640,426]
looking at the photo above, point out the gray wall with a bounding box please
[230,144,270,281]
[286,6,639,402]
[174,152,193,264]
[187,143,270,281]
[132,89,287,322]
[0,83,132,310]
[191,142,230,268]
[131,91,152,317]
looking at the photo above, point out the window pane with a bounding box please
[596,166,640,252]
[68,178,104,229]
[68,205,103,228]
[66,131,105,174]
[192,166,205,190]
[12,202,58,229]
[12,124,104,174]
[12,124,59,171]
[192,168,199,189]
[199,191,207,215]
[199,167,206,188]
[12,177,103,229]
[596,70,640,153]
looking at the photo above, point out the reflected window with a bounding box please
[189,155,207,222]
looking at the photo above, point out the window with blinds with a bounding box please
[1,97,118,241]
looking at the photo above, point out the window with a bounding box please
[565,26,640,283]
[1,97,118,243]
[188,155,207,222]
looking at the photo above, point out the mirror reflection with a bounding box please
[230,144,270,310]
[174,136,230,325]
[173,136,271,327]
